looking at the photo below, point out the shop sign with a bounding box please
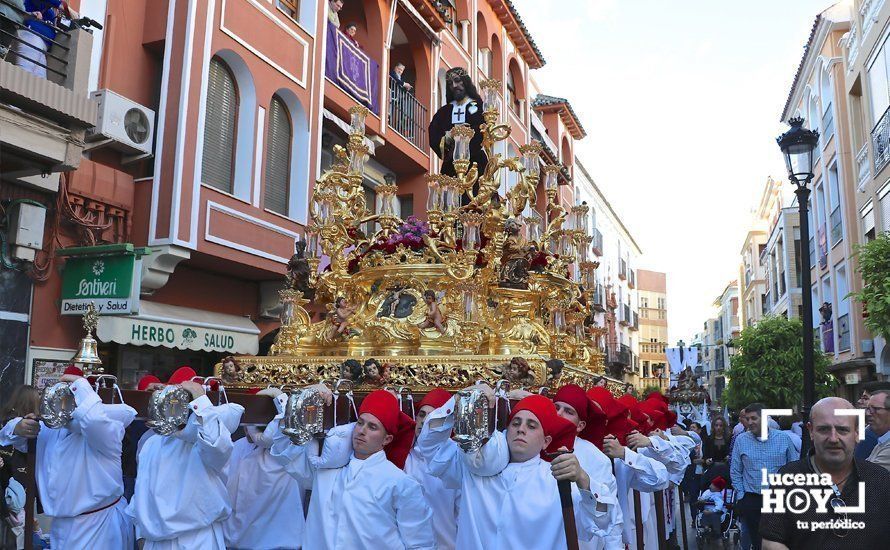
[61,250,142,315]
[127,322,237,352]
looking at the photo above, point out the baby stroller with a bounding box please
[693,482,739,548]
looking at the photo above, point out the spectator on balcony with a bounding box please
[11,0,61,78]
[343,22,362,49]
[389,62,412,93]
[0,0,26,56]
[328,0,343,27]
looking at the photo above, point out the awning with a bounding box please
[97,301,260,355]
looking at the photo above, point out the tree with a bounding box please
[852,233,890,341]
[722,315,835,412]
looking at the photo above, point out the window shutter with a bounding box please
[881,192,890,232]
[265,97,292,215]
[202,59,238,194]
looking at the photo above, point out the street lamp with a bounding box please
[777,116,819,455]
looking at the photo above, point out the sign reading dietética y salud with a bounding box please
[60,245,146,315]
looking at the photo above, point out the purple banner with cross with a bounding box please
[325,22,380,115]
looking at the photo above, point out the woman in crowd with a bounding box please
[0,385,40,550]
[701,415,730,492]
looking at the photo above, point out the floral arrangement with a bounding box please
[383,216,429,251]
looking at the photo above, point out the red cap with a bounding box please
[509,395,577,460]
[63,366,84,377]
[358,390,416,469]
[639,401,665,431]
[137,375,162,392]
[645,391,669,405]
[167,366,197,385]
[555,385,606,446]
[711,476,727,491]
[417,388,451,412]
[246,387,262,395]
[605,398,637,446]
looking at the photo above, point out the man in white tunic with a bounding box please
[589,388,670,550]
[552,384,623,550]
[224,388,305,550]
[407,388,460,550]
[416,391,617,550]
[128,377,244,549]
[0,368,136,549]
[271,388,435,549]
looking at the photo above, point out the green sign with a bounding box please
[61,247,143,315]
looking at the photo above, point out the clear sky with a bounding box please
[511,0,839,343]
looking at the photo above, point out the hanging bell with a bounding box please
[72,334,103,371]
[72,302,103,373]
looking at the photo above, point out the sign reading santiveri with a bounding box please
[60,244,148,315]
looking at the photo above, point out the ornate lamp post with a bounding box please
[776,116,819,455]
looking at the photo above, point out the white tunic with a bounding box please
[223,419,306,549]
[637,435,689,546]
[611,448,670,550]
[0,377,136,549]
[405,447,460,550]
[270,422,435,549]
[128,395,244,549]
[572,437,622,550]
[416,397,618,550]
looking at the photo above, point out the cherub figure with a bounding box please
[220,356,241,383]
[329,297,357,337]
[502,356,536,387]
[362,359,388,386]
[340,359,363,382]
[419,290,447,335]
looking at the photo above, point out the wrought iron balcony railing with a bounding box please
[871,104,890,175]
[388,76,429,151]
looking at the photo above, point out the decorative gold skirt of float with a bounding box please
[214,99,626,395]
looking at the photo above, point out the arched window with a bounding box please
[202,58,238,193]
[265,96,292,215]
[821,67,833,112]
[808,97,820,133]
[506,64,522,117]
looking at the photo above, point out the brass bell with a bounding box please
[71,302,103,374]
[72,334,102,369]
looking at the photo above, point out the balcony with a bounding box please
[388,76,428,151]
[592,284,606,312]
[871,104,890,175]
[715,350,725,371]
[821,321,835,354]
[856,144,870,192]
[620,304,631,326]
[630,311,639,331]
[405,0,455,32]
[590,227,603,256]
[325,22,380,115]
[838,314,850,351]
[0,6,97,182]
[829,207,843,246]
[605,344,632,367]
[628,270,636,289]
[817,227,828,269]
[618,258,627,280]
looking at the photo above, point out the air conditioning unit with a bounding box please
[88,89,155,155]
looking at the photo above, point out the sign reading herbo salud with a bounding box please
[60,245,145,315]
